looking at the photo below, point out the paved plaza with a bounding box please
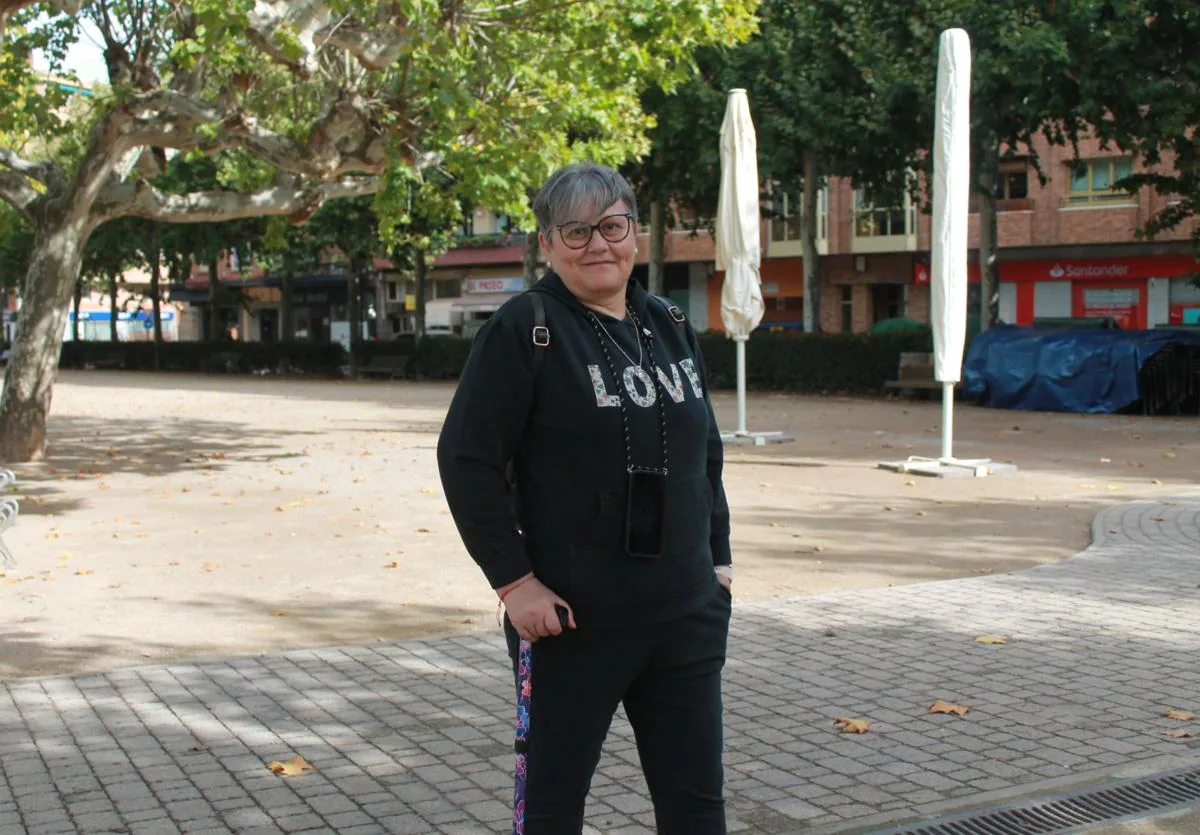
[2,497,1198,835]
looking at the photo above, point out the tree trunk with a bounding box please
[108,272,119,343]
[0,217,89,462]
[414,251,427,341]
[150,231,163,370]
[522,232,540,288]
[208,256,222,341]
[415,249,429,340]
[281,270,293,341]
[648,200,666,297]
[72,280,82,343]
[347,263,362,375]
[801,150,822,334]
[977,136,1001,331]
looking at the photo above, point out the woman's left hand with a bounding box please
[717,574,732,591]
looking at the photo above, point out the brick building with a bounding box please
[396,133,1200,337]
[706,133,1200,334]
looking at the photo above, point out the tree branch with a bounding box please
[316,18,411,71]
[119,90,391,177]
[93,176,382,225]
[0,149,62,188]
[1,0,89,17]
[0,170,39,218]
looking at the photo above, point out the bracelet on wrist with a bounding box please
[499,574,533,601]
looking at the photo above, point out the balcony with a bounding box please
[851,204,918,254]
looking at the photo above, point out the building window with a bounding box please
[854,191,912,237]
[769,187,828,244]
[998,161,1029,200]
[1067,157,1135,204]
[841,285,854,333]
[871,284,904,323]
[387,281,400,301]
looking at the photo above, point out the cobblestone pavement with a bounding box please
[2,498,1199,835]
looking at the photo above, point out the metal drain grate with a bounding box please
[873,764,1200,834]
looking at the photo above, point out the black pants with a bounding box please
[504,581,732,835]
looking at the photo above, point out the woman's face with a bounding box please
[539,200,636,303]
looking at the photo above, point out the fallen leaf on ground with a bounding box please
[415,527,431,534]
[974,635,1008,645]
[74,569,94,576]
[201,563,222,572]
[270,611,288,617]
[1162,728,1193,739]
[421,487,436,494]
[168,561,181,567]
[266,755,314,776]
[1164,709,1195,721]
[384,561,400,569]
[833,717,870,734]
[929,700,970,717]
[1152,516,1167,523]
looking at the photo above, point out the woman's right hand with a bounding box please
[500,574,576,641]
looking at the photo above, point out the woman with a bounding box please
[437,163,732,834]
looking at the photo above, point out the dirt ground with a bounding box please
[1,370,1196,680]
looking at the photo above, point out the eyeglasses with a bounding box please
[556,213,634,249]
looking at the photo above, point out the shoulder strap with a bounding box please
[649,294,688,331]
[529,291,549,378]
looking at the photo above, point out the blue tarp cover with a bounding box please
[962,325,1200,413]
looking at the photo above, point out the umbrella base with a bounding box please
[720,430,794,447]
[877,456,1018,478]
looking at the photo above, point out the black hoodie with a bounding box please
[437,272,730,627]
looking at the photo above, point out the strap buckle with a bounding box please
[666,304,685,323]
[532,325,550,347]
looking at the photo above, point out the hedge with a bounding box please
[59,340,348,375]
[57,326,933,394]
[696,328,933,394]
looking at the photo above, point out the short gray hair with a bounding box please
[532,163,638,237]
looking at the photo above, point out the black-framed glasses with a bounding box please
[556,213,634,249]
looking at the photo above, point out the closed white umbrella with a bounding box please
[931,28,971,459]
[715,88,764,437]
[880,28,1011,478]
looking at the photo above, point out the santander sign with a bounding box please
[1048,262,1131,279]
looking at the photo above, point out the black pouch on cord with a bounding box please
[625,467,666,558]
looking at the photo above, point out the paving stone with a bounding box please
[0,498,1196,834]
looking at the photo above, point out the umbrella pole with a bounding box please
[940,382,954,461]
[736,337,748,435]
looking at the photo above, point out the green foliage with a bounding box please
[1065,2,1200,246]
[0,207,32,290]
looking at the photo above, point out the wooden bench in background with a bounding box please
[359,354,412,381]
[89,351,125,370]
[884,352,959,398]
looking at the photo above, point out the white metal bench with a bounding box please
[0,469,18,569]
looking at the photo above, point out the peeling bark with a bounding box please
[0,214,91,462]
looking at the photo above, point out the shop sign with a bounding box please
[464,277,525,294]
